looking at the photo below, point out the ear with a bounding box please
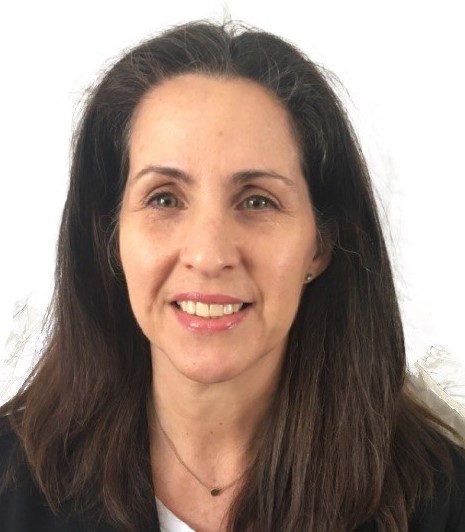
[309,239,332,279]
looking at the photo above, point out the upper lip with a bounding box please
[170,292,252,304]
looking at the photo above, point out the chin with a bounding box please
[175,356,248,385]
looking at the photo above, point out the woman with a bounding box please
[0,17,464,532]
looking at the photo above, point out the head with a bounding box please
[95,21,384,399]
[79,20,358,370]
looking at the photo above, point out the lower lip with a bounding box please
[170,303,253,334]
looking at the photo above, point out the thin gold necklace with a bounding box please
[151,406,251,497]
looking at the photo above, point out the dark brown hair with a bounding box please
[1,16,463,532]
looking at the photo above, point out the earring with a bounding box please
[304,273,313,284]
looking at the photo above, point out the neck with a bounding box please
[146,345,284,477]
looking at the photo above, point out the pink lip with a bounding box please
[171,292,250,304]
[171,302,252,334]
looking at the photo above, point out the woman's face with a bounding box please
[118,73,330,384]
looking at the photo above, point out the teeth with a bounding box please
[177,301,244,318]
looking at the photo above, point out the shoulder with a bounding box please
[446,440,465,528]
[0,414,119,531]
[0,414,39,532]
[409,437,465,531]
[0,414,23,482]
[0,414,54,532]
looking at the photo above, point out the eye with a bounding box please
[147,191,178,209]
[241,195,278,210]
[146,191,279,210]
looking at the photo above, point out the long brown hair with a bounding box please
[1,17,463,531]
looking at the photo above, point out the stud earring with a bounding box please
[304,273,313,284]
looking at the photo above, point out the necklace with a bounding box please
[151,407,251,496]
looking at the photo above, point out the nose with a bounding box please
[179,209,241,278]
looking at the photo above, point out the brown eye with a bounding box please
[242,195,278,210]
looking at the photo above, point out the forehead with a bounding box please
[128,73,302,170]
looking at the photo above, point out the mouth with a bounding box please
[170,301,253,312]
[169,301,253,333]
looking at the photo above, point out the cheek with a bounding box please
[264,235,310,314]
[119,223,162,308]
[268,261,303,314]
[272,237,308,283]
[120,225,150,276]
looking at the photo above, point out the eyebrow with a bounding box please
[130,165,296,188]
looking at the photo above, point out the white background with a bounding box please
[1,0,464,401]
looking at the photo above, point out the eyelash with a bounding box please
[145,190,279,211]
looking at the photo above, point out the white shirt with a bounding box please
[156,496,195,532]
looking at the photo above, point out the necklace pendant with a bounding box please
[210,488,221,496]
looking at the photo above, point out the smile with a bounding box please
[170,302,253,334]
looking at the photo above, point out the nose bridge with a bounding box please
[179,190,240,275]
